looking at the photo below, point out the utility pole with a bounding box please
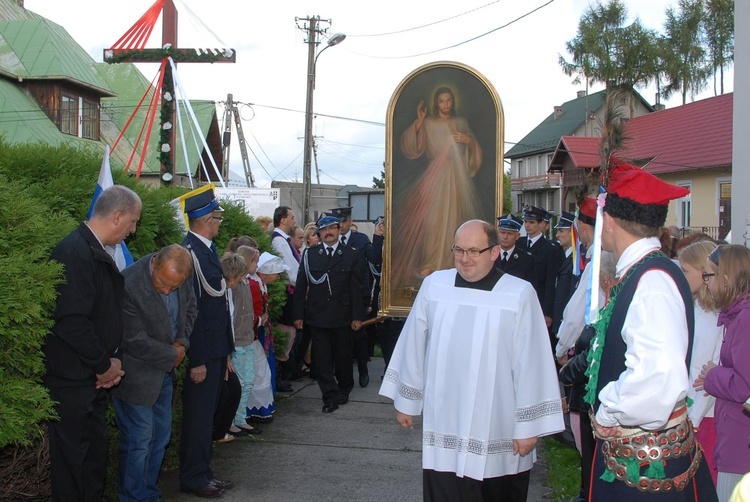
[300,16,322,224]
[221,94,255,187]
[296,16,344,224]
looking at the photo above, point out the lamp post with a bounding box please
[302,18,345,225]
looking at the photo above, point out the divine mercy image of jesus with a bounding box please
[384,63,502,314]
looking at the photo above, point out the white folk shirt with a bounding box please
[686,303,722,427]
[595,237,690,430]
[555,246,605,358]
[379,269,564,480]
[271,227,299,286]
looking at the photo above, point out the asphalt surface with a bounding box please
[161,356,554,501]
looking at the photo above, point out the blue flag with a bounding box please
[87,146,134,271]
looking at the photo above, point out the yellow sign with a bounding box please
[720,182,731,199]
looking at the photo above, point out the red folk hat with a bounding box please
[578,196,597,226]
[604,159,690,228]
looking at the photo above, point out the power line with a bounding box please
[346,0,557,59]
[348,1,502,38]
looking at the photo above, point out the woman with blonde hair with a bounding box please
[695,245,750,501]
[679,240,722,484]
[302,223,320,251]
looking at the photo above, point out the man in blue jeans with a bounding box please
[111,245,196,501]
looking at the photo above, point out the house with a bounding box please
[0,0,221,186]
[549,93,733,240]
[506,89,655,215]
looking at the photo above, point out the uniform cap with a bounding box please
[497,213,522,232]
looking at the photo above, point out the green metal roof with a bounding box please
[95,62,217,175]
[0,18,114,96]
[0,78,67,144]
[0,0,44,21]
[506,90,607,159]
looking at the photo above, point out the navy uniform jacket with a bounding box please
[112,253,197,407]
[494,247,534,281]
[551,253,575,334]
[518,235,560,317]
[342,230,383,307]
[45,222,125,388]
[181,232,233,368]
[293,243,366,329]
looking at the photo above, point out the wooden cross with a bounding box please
[103,0,235,185]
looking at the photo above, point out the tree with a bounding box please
[372,166,385,189]
[559,0,659,98]
[661,0,710,104]
[703,0,734,94]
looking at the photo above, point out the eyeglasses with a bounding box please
[702,272,716,283]
[450,245,495,258]
[211,216,224,222]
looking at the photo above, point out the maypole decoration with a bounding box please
[102,0,235,186]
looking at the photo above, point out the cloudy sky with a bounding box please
[26,0,733,188]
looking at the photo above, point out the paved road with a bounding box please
[161,357,553,501]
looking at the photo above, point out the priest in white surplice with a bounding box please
[380,220,564,501]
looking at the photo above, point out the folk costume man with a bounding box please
[293,215,366,413]
[45,185,141,501]
[330,206,383,388]
[112,245,197,501]
[551,211,576,336]
[179,188,235,498]
[270,206,299,390]
[518,205,560,328]
[555,197,599,362]
[494,213,533,280]
[380,220,564,501]
[587,161,716,500]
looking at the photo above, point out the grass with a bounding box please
[540,436,582,501]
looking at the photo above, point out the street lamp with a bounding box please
[302,22,345,225]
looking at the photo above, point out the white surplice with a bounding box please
[379,269,564,481]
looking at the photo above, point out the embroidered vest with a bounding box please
[594,255,695,412]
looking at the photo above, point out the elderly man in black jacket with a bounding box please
[294,215,366,413]
[111,244,196,501]
[45,185,141,501]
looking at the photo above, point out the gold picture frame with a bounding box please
[382,61,504,317]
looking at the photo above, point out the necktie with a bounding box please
[327,247,334,258]
[501,251,508,270]
[340,235,346,246]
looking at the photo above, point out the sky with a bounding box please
[26,0,734,188]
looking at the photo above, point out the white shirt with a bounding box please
[555,247,605,358]
[686,303,722,426]
[595,238,690,430]
[380,270,564,480]
[271,227,299,286]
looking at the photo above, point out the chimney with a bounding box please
[653,103,665,111]
[577,90,586,98]
[15,0,24,7]
[553,106,564,120]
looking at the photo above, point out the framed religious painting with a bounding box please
[382,61,504,317]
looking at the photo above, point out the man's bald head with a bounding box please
[151,244,192,295]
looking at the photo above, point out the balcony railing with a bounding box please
[510,173,562,191]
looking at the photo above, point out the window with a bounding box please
[676,181,692,228]
[516,160,523,178]
[60,95,77,136]
[536,155,543,175]
[81,99,99,140]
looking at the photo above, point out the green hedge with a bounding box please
[0,140,284,498]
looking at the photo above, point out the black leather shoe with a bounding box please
[359,374,370,388]
[276,380,294,392]
[180,484,225,498]
[210,478,233,490]
[339,395,349,405]
[322,403,338,413]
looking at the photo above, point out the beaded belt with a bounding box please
[600,417,702,493]
[590,403,703,493]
